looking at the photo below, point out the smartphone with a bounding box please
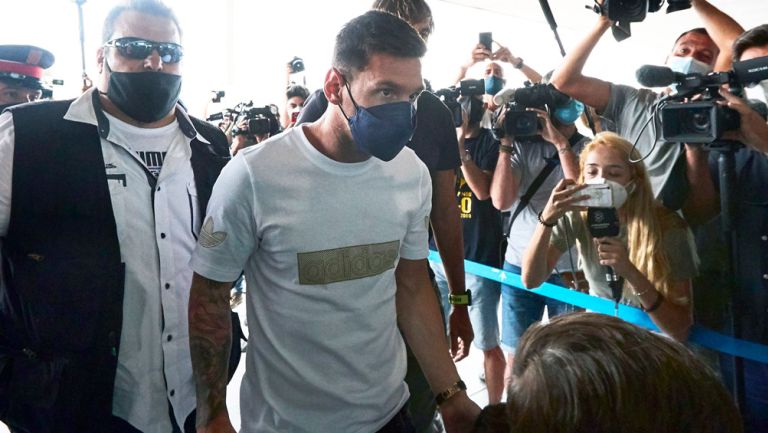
[578,184,614,208]
[479,32,493,51]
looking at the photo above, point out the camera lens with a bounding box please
[690,109,711,133]
[515,115,536,131]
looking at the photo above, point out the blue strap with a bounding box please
[428,250,768,364]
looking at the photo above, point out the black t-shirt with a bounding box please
[456,129,502,266]
[296,89,460,173]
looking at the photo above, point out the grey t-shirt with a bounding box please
[504,134,590,272]
[549,209,698,307]
[603,84,688,210]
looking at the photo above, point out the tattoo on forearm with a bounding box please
[189,275,233,428]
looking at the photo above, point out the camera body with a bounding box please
[435,78,485,127]
[661,100,741,144]
[659,56,768,144]
[289,56,305,74]
[231,105,280,137]
[602,0,662,23]
[493,83,571,138]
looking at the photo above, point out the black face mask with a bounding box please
[104,62,181,123]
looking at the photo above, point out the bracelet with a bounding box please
[642,292,665,313]
[632,287,652,297]
[537,211,557,228]
[499,144,515,154]
[435,380,466,406]
[557,146,572,154]
[513,57,524,69]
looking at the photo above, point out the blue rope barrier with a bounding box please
[428,250,768,364]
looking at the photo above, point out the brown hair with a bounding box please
[733,24,768,62]
[506,313,742,433]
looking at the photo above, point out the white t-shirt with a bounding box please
[191,126,432,433]
[103,111,175,177]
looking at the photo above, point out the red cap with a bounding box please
[0,59,44,80]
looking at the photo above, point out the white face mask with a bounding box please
[666,55,713,76]
[585,177,629,208]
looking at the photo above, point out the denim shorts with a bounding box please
[500,261,578,353]
[431,261,501,351]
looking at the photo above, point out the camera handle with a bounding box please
[705,140,746,412]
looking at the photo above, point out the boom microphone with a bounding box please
[635,65,685,88]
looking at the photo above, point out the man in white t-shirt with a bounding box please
[189,11,480,433]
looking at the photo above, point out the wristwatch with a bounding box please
[448,290,472,306]
[460,152,472,164]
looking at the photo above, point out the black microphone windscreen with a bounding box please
[587,207,620,238]
[636,65,677,88]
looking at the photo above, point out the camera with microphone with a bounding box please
[435,78,485,127]
[588,0,690,41]
[635,55,768,144]
[491,82,571,139]
[208,101,281,137]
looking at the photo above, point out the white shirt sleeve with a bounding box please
[190,154,257,283]
[0,111,15,237]
[399,162,432,260]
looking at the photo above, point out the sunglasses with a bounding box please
[105,37,184,64]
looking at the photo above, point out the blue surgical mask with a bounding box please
[666,55,712,76]
[553,99,585,125]
[340,82,416,161]
[485,75,504,95]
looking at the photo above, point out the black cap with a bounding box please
[0,45,55,89]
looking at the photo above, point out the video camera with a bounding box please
[589,0,690,41]
[492,82,571,138]
[635,56,768,144]
[435,78,485,127]
[289,56,305,74]
[207,101,280,137]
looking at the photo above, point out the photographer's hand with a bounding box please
[528,108,568,150]
[230,119,252,156]
[719,88,768,153]
[455,44,491,84]
[491,46,513,64]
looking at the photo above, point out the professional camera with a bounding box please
[591,0,690,40]
[635,56,768,144]
[289,56,305,74]
[435,78,485,127]
[208,102,280,137]
[492,82,571,138]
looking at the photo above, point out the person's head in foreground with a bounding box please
[503,313,742,433]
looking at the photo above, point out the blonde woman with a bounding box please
[521,132,696,341]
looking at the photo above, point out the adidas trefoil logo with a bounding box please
[199,217,228,248]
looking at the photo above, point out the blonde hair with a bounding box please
[577,132,678,302]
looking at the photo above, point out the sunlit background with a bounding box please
[3,0,764,118]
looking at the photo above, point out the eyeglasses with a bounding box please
[104,37,184,64]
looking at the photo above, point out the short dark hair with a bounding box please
[733,24,768,61]
[371,0,435,37]
[674,27,711,46]
[332,10,427,80]
[102,0,182,43]
[506,313,742,433]
[286,84,310,101]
